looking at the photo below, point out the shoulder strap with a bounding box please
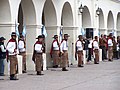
[50,40,55,55]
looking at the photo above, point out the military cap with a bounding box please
[36,35,44,39]
[0,37,6,41]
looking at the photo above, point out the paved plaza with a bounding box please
[0,60,120,90]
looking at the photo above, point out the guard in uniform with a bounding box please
[32,35,44,75]
[99,34,107,61]
[6,32,19,80]
[93,36,99,64]
[18,34,27,73]
[108,33,113,61]
[0,37,6,76]
[50,35,60,68]
[60,34,70,71]
[75,35,84,67]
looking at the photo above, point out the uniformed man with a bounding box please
[75,35,84,67]
[99,34,107,61]
[18,34,27,73]
[50,35,60,68]
[0,37,6,76]
[60,34,70,71]
[108,33,113,61]
[113,36,117,59]
[32,35,44,75]
[6,32,19,80]
[87,37,93,62]
[93,36,99,64]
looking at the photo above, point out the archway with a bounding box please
[0,0,11,22]
[18,3,23,34]
[18,0,36,52]
[61,1,74,65]
[0,0,11,41]
[117,12,120,35]
[99,9,105,34]
[43,0,57,26]
[42,0,57,67]
[17,0,36,70]
[61,2,73,27]
[82,6,92,38]
[107,11,114,33]
[82,6,91,28]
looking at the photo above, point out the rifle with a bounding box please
[75,41,78,60]
[75,52,77,60]
[6,50,9,62]
[32,50,36,63]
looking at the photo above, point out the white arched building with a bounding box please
[0,0,120,69]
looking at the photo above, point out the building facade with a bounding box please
[0,0,120,69]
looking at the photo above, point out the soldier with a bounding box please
[18,34,27,73]
[0,37,6,76]
[93,36,99,64]
[32,35,44,75]
[87,37,93,62]
[41,34,45,71]
[116,36,120,59]
[103,35,108,59]
[108,33,113,61]
[60,34,70,71]
[75,35,84,67]
[113,36,117,59]
[6,32,19,80]
[50,35,60,68]
[99,34,107,61]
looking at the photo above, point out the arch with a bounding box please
[17,0,37,54]
[43,0,57,26]
[99,9,104,29]
[0,0,11,22]
[18,3,23,33]
[107,11,114,30]
[99,8,105,34]
[82,6,91,28]
[61,1,73,26]
[19,0,36,25]
[117,12,120,31]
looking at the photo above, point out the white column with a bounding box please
[57,25,62,42]
[114,28,117,37]
[94,15,99,37]
[78,13,83,35]
[45,26,58,67]
[36,25,42,36]
[26,25,39,71]
[0,23,15,42]
[104,29,108,35]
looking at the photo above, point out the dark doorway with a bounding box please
[85,28,93,39]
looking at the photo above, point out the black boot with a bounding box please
[10,74,19,80]
[62,67,68,71]
[41,66,43,71]
[78,65,84,67]
[22,70,27,73]
[108,59,113,62]
[94,59,99,64]
[37,71,44,75]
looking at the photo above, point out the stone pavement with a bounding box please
[0,60,120,90]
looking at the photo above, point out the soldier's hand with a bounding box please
[14,49,17,53]
[50,54,52,58]
[60,52,63,56]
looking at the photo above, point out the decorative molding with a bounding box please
[46,25,78,30]
[110,0,120,3]
[0,22,14,27]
